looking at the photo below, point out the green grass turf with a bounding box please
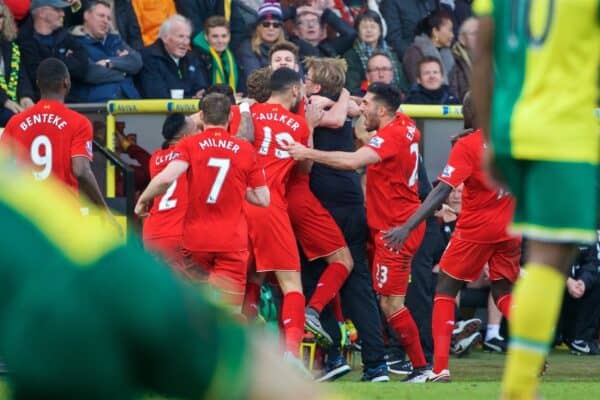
[325,348,600,400]
[0,348,597,399]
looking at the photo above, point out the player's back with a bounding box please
[443,130,515,242]
[250,102,310,208]
[142,146,189,241]
[0,100,92,190]
[366,113,422,230]
[177,127,261,252]
[477,0,600,163]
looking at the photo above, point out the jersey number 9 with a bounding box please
[30,135,52,180]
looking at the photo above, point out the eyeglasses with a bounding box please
[367,67,393,73]
[261,21,282,29]
[297,18,320,27]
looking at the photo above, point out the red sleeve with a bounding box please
[437,139,474,188]
[71,118,93,160]
[366,129,402,161]
[229,105,241,135]
[299,122,310,146]
[174,137,192,164]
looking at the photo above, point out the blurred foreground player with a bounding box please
[472,1,600,398]
[0,158,324,400]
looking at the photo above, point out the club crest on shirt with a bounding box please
[86,140,93,157]
[406,125,416,140]
[441,165,455,178]
[369,136,384,148]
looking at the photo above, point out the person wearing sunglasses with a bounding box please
[236,0,286,96]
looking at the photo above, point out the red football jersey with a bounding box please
[437,129,516,243]
[142,146,188,240]
[250,102,310,207]
[176,127,266,252]
[366,113,421,230]
[0,100,92,191]
[228,104,241,136]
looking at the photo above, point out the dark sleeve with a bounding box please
[417,155,432,201]
[120,2,144,51]
[16,35,40,99]
[138,52,171,98]
[63,36,91,81]
[380,0,410,58]
[320,8,356,56]
[109,41,143,75]
[235,41,261,89]
[578,243,600,289]
[175,0,206,37]
[83,63,125,84]
[17,50,35,100]
[402,44,422,84]
[343,49,364,95]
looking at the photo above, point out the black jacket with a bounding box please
[138,39,209,99]
[571,241,600,291]
[404,83,460,105]
[0,40,34,105]
[380,0,438,58]
[17,25,88,101]
[288,8,356,59]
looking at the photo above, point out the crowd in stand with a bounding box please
[1,0,598,382]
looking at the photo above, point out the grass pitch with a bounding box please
[324,348,600,400]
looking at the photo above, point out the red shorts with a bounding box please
[287,176,347,260]
[370,222,425,296]
[181,249,249,306]
[245,203,300,272]
[143,235,183,268]
[439,237,522,282]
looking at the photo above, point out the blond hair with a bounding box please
[251,24,285,55]
[303,57,347,97]
[0,3,18,41]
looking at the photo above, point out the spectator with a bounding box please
[439,0,473,38]
[17,0,88,102]
[559,238,600,355]
[269,40,300,71]
[402,9,455,85]
[131,0,176,46]
[175,0,254,51]
[343,10,406,96]
[236,0,286,90]
[290,4,356,60]
[0,3,35,126]
[404,56,460,105]
[379,0,437,59]
[4,0,31,23]
[138,15,208,99]
[70,0,142,102]
[449,17,477,102]
[193,16,240,94]
[62,0,144,51]
[331,0,387,35]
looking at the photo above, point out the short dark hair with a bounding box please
[162,113,187,141]
[415,9,453,37]
[205,83,236,104]
[269,67,301,93]
[367,51,392,69]
[366,83,401,113]
[36,58,70,94]
[462,91,474,129]
[354,10,383,34]
[417,56,443,76]
[83,0,111,12]
[199,93,231,126]
[204,15,230,33]
[268,41,299,63]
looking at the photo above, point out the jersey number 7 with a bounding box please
[207,157,231,204]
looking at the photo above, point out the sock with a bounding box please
[486,324,501,341]
[388,307,427,369]
[496,293,512,320]
[308,262,349,313]
[501,264,565,399]
[432,294,455,374]
[281,291,306,357]
[331,293,344,323]
[242,282,261,320]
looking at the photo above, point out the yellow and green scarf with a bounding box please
[0,42,20,101]
[193,32,238,92]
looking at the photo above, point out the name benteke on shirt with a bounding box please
[18,114,68,131]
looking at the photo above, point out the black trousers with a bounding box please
[559,284,600,342]
[301,204,386,369]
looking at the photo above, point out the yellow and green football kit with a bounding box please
[0,163,250,400]
[475,0,600,244]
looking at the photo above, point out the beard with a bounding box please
[290,93,303,114]
[363,112,379,131]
